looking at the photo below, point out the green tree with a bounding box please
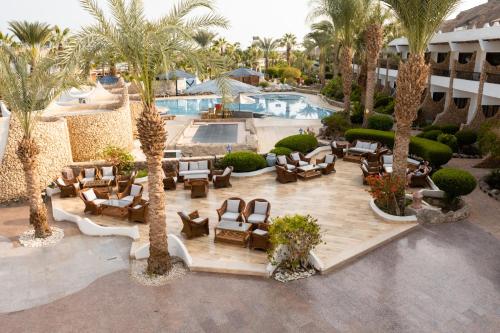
[8,20,53,65]
[305,21,334,86]
[255,37,280,74]
[281,33,297,65]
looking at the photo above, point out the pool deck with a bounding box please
[52,158,417,277]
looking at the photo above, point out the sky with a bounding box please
[0,0,488,48]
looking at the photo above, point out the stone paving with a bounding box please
[1,222,499,332]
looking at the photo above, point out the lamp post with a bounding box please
[226,144,232,154]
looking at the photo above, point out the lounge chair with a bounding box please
[212,166,233,188]
[78,167,99,187]
[177,210,209,239]
[79,188,110,215]
[55,176,80,198]
[249,223,271,251]
[289,152,311,167]
[243,199,271,225]
[117,183,143,206]
[275,165,297,183]
[330,141,345,158]
[99,166,118,186]
[190,179,209,198]
[276,155,296,171]
[216,197,246,222]
[361,163,380,185]
[316,154,337,175]
[128,199,149,223]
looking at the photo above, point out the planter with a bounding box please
[46,187,61,197]
[409,198,471,224]
[369,198,418,223]
[266,153,277,167]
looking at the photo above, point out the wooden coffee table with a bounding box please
[101,199,132,219]
[343,154,363,163]
[214,220,252,247]
[296,165,322,180]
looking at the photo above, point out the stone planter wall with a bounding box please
[409,198,471,224]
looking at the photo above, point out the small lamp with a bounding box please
[226,144,232,154]
[299,128,304,135]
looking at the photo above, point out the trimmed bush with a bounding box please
[437,133,458,152]
[432,168,477,201]
[374,94,393,109]
[275,134,318,154]
[375,100,395,115]
[220,151,267,172]
[423,125,441,132]
[455,129,478,146]
[345,129,453,166]
[421,129,443,141]
[440,124,460,135]
[321,77,343,100]
[367,114,394,131]
[485,169,500,190]
[269,147,292,156]
[321,112,352,138]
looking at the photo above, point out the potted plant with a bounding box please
[101,145,135,176]
[45,181,60,197]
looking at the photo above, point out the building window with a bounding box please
[486,53,500,66]
[482,105,499,118]
[458,53,473,64]
[453,98,468,108]
[433,92,445,101]
[437,52,448,63]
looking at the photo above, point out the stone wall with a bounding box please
[0,115,73,202]
[130,100,142,138]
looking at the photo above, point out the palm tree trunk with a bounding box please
[287,47,291,65]
[137,104,172,275]
[363,24,383,128]
[17,137,51,238]
[392,54,429,212]
[319,48,326,86]
[341,47,353,116]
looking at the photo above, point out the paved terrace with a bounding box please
[53,158,417,276]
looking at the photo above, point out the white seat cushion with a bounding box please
[247,214,266,224]
[227,200,240,213]
[101,175,115,181]
[222,167,231,177]
[122,195,134,202]
[384,165,393,173]
[57,177,66,186]
[286,164,296,170]
[331,141,337,148]
[184,173,208,180]
[253,229,268,236]
[317,163,328,169]
[325,154,335,164]
[221,212,239,221]
[133,205,142,209]
[102,167,113,177]
[84,168,95,178]
[81,177,94,183]
[189,162,199,171]
[277,155,287,165]
[179,162,189,172]
[254,201,268,215]
[212,175,217,182]
[179,170,210,176]
[192,217,206,224]
[382,155,393,164]
[361,164,368,173]
[370,143,378,151]
[198,160,208,170]
[291,152,300,161]
[82,189,96,201]
[298,161,309,167]
[130,184,142,196]
[93,199,107,206]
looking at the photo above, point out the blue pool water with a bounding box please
[155,94,332,119]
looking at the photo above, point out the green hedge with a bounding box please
[455,129,478,146]
[420,129,443,141]
[269,147,292,156]
[437,133,458,152]
[367,114,394,131]
[275,134,318,154]
[440,124,460,135]
[432,168,477,200]
[344,129,453,166]
[220,151,267,172]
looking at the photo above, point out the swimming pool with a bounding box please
[155,94,333,119]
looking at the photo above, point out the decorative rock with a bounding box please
[273,266,316,283]
[413,200,471,224]
[19,227,64,248]
[129,257,187,287]
[478,177,500,201]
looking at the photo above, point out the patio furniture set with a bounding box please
[177,197,272,250]
[55,167,149,223]
[275,151,337,184]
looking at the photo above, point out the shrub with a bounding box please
[374,94,393,108]
[136,168,148,178]
[266,67,280,78]
[321,76,343,100]
[345,129,453,166]
[485,169,500,190]
[375,100,395,115]
[367,114,394,131]
[268,214,322,270]
[280,66,301,83]
[303,77,316,86]
[350,101,364,124]
[220,151,267,172]
[421,129,443,141]
[100,145,134,173]
[478,119,500,158]
[275,134,318,154]
[350,84,362,103]
[366,174,405,216]
[269,147,292,156]
[440,124,460,134]
[258,81,270,88]
[455,129,478,146]
[321,112,351,138]
[437,133,458,152]
[432,168,477,204]
[423,125,441,132]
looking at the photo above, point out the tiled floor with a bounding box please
[52,159,416,275]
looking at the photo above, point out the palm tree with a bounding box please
[383,0,459,212]
[244,45,263,70]
[254,37,280,74]
[0,46,80,238]
[51,25,71,52]
[281,33,297,65]
[213,37,228,56]
[8,21,53,64]
[0,32,15,46]
[193,30,216,49]
[66,0,228,275]
[362,2,391,127]
[305,21,334,86]
[310,0,369,116]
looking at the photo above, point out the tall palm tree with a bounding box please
[66,0,228,275]
[281,33,297,65]
[244,45,263,70]
[0,46,80,238]
[51,25,71,52]
[310,0,369,116]
[0,32,15,46]
[254,37,280,74]
[193,30,216,49]
[362,2,391,127]
[213,37,228,55]
[305,20,334,86]
[383,0,459,212]
[8,21,53,64]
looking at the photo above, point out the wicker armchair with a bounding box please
[276,155,296,170]
[190,179,209,198]
[117,170,136,193]
[249,223,271,251]
[243,199,271,225]
[289,152,311,167]
[117,183,143,206]
[362,148,389,163]
[79,188,110,215]
[55,177,80,198]
[316,154,336,175]
[177,210,209,239]
[212,166,233,188]
[216,197,246,222]
[78,167,99,187]
[128,199,149,223]
[409,167,432,188]
[163,170,177,191]
[275,165,297,183]
[360,163,380,185]
[330,141,345,158]
[99,166,118,186]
